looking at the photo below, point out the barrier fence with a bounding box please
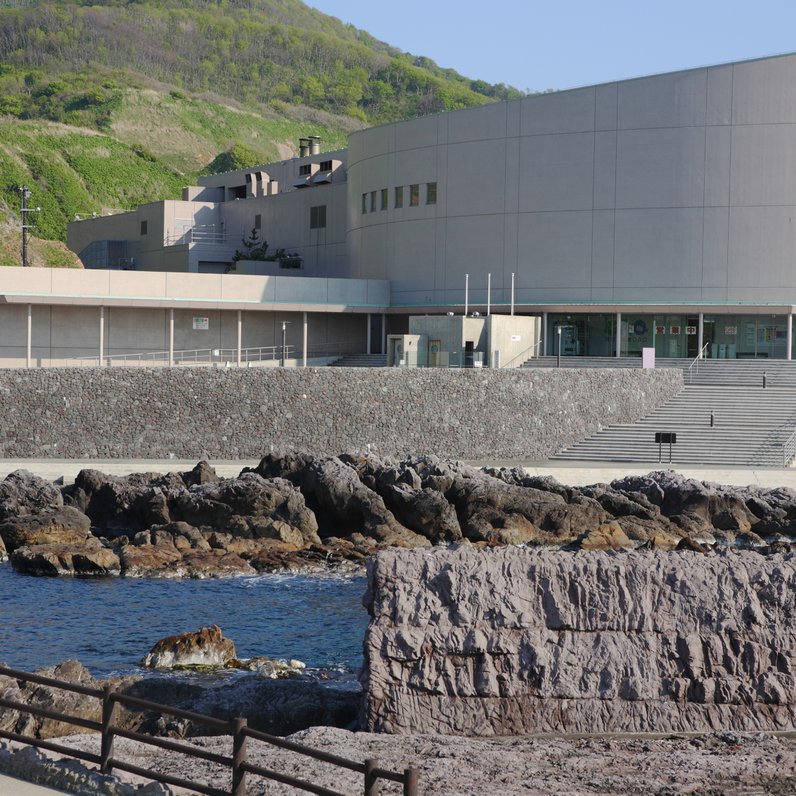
[0,665,419,795]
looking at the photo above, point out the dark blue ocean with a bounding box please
[0,564,368,677]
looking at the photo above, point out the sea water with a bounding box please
[0,563,368,677]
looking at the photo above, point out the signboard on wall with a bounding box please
[192,317,209,330]
[670,326,681,335]
[655,326,666,335]
[510,335,521,341]
[686,326,697,335]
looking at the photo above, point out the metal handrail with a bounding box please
[70,345,296,367]
[687,341,711,383]
[0,664,419,796]
[501,338,543,369]
[165,225,226,246]
[783,428,796,467]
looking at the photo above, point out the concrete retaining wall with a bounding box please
[0,366,682,459]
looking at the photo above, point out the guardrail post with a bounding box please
[232,717,248,796]
[100,685,115,774]
[404,767,418,796]
[364,758,379,796]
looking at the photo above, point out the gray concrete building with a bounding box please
[64,52,796,361]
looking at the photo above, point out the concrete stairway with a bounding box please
[537,359,796,466]
[329,353,388,367]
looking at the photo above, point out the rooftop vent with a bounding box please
[298,136,322,157]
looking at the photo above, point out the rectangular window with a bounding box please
[140,220,148,235]
[362,193,367,214]
[394,186,403,208]
[319,160,332,171]
[426,182,437,205]
[409,184,419,206]
[299,164,311,176]
[310,205,327,229]
[254,214,261,230]
[370,191,377,212]
[380,188,388,211]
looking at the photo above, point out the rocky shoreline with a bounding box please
[0,453,795,578]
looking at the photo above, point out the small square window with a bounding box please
[310,205,327,229]
[140,220,148,235]
[319,160,332,171]
[394,186,403,208]
[409,184,419,206]
[370,191,377,212]
[362,193,367,214]
[299,164,311,176]
[426,182,437,205]
[381,188,388,211]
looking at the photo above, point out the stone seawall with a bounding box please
[362,547,796,735]
[0,367,681,460]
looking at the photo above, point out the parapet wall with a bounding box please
[361,547,796,735]
[0,366,681,459]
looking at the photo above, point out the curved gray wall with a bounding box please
[347,54,796,308]
[0,367,681,459]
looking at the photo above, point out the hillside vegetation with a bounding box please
[0,0,525,262]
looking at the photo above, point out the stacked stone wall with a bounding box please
[0,367,682,459]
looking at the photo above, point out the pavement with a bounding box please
[0,457,795,489]
[0,774,69,794]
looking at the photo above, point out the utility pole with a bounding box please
[20,186,40,268]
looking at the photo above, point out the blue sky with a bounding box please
[308,1,796,92]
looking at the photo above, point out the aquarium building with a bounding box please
[60,51,796,363]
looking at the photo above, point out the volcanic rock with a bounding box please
[121,674,359,737]
[0,506,91,553]
[11,660,101,740]
[302,457,429,548]
[0,470,63,521]
[361,546,796,736]
[141,626,237,669]
[579,521,633,550]
[11,538,121,577]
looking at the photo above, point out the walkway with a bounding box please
[0,458,795,490]
[0,774,69,794]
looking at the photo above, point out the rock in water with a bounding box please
[141,626,237,669]
[361,547,796,736]
[0,506,91,553]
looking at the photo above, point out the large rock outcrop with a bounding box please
[361,546,796,735]
[8,457,796,578]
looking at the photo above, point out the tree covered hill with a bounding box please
[0,0,522,123]
[0,0,525,262]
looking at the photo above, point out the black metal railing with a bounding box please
[0,665,418,795]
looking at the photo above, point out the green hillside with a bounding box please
[0,0,525,263]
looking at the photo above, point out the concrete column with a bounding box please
[303,311,308,367]
[169,308,174,367]
[788,312,793,361]
[99,306,105,366]
[698,313,704,358]
[26,304,32,368]
[366,314,372,355]
[237,310,242,367]
[542,312,548,356]
[615,312,622,357]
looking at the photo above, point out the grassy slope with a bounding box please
[108,89,352,175]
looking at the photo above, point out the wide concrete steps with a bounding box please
[525,356,796,387]
[553,385,796,466]
[330,354,387,367]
